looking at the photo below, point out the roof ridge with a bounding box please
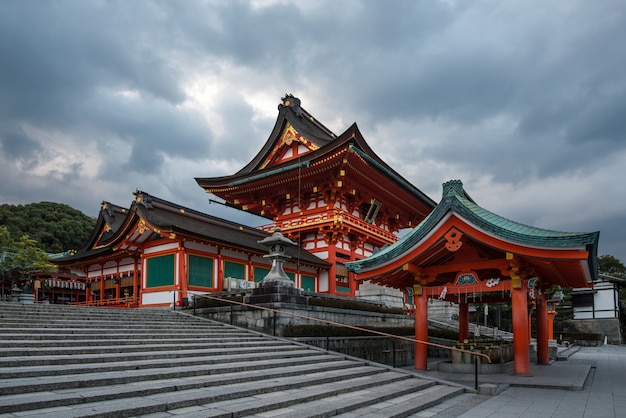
[132,190,267,236]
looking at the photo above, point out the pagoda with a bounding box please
[196,95,436,296]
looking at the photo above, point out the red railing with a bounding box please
[259,209,398,242]
[70,296,138,308]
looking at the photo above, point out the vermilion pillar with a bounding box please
[133,257,139,305]
[536,290,550,364]
[414,290,429,370]
[458,301,469,342]
[512,279,530,375]
[547,309,556,341]
[327,245,337,294]
[178,247,188,305]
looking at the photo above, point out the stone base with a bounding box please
[437,360,515,374]
[18,293,35,304]
[245,285,308,306]
[478,383,509,396]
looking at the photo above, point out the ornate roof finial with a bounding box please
[279,93,302,116]
[133,190,153,209]
[442,180,464,199]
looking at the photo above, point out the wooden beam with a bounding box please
[421,258,510,276]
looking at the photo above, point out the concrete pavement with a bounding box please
[406,344,626,417]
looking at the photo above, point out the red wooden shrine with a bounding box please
[196,95,435,296]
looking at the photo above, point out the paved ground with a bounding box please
[403,344,626,418]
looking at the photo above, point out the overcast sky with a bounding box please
[1,0,625,263]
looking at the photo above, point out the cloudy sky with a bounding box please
[1,0,625,263]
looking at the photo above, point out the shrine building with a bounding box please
[196,94,435,297]
[50,92,600,364]
[346,179,599,375]
[52,191,329,307]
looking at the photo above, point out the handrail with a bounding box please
[69,296,137,307]
[194,293,491,364]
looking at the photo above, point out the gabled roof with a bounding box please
[235,94,337,175]
[346,180,600,289]
[53,191,330,269]
[195,96,436,222]
[597,273,626,285]
[66,201,129,255]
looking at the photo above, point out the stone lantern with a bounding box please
[257,228,296,288]
[245,229,307,306]
[10,283,21,302]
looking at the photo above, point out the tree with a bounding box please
[0,202,96,253]
[598,255,626,279]
[0,226,54,292]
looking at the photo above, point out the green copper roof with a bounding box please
[347,179,599,273]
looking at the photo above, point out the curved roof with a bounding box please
[347,180,599,289]
[53,190,330,270]
[195,96,436,223]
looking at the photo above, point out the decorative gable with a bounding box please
[259,122,320,169]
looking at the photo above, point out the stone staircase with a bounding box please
[0,303,466,417]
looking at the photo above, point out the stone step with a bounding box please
[165,374,435,418]
[0,336,267,347]
[0,327,245,336]
[2,328,259,340]
[331,384,465,418]
[0,335,285,350]
[0,356,357,396]
[0,348,323,379]
[0,303,467,416]
[0,307,175,317]
[5,370,416,417]
[0,363,384,414]
[0,321,219,331]
[0,343,296,367]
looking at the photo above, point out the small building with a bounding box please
[567,273,625,343]
[572,274,624,320]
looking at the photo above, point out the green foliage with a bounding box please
[1,226,54,285]
[0,202,95,253]
[598,254,626,279]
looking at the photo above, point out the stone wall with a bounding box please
[558,318,622,344]
[192,299,461,367]
[193,302,415,336]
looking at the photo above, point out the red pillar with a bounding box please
[512,279,530,375]
[458,301,469,342]
[328,245,337,294]
[178,247,188,305]
[99,264,105,303]
[414,290,429,370]
[133,257,139,306]
[536,291,550,364]
[547,310,556,341]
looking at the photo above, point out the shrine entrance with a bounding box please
[347,180,599,375]
[412,271,549,375]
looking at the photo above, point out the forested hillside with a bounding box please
[0,202,96,253]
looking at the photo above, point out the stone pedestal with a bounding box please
[246,285,308,306]
[18,292,35,304]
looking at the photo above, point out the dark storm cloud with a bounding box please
[0,0,625,262]
[0,128,42,161]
